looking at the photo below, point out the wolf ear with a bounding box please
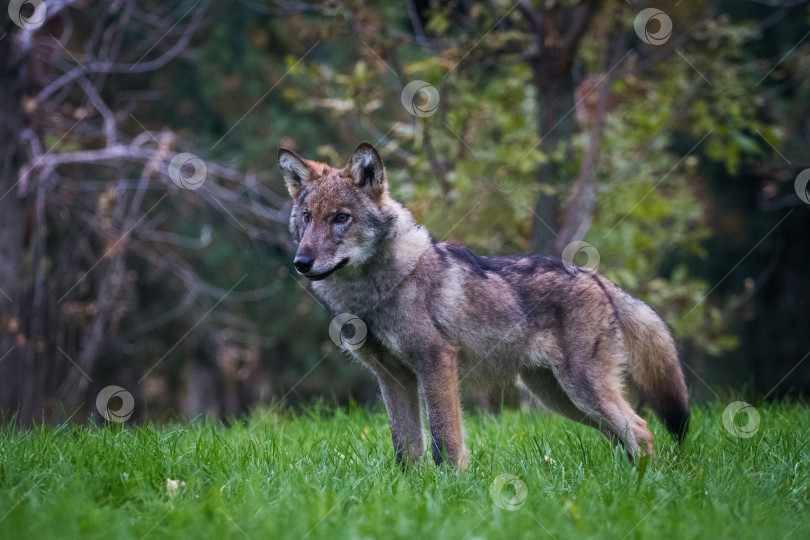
[278,148,314,198]
[344,142,387,200]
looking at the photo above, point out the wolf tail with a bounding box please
[607,281,690,439]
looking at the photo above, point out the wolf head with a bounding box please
[278,142,395,280]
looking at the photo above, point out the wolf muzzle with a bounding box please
[293,256,349,281]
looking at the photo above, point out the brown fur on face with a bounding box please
[279,145,396,279]
[278,142,690,467]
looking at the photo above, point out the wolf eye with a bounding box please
[333,213,350,224]
[302,211,311,224]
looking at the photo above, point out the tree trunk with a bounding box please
[529,56,576,255]
[522,0,597,255]
[0,25,29,421]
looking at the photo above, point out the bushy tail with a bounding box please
[610,284,690,439]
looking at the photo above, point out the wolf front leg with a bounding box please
[364,353,425,466]
[418,345,467,467]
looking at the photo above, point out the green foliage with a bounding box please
[44,0,809,412]
[1,402,808,538]
[278,2,781,360]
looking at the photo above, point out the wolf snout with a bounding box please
[293,254,314,273]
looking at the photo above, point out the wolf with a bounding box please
[278,141,690,467]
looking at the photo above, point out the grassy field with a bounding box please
[0,401,808,539]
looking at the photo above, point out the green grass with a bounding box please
[1,401,808,539]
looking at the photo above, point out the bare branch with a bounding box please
[35,0,210,104]
[560,0,599,62]
[554,19,624,253]
[76,77,117,146]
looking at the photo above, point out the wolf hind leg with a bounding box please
[543,358,654,460]
[520,367,616,444]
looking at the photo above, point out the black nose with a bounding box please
[294,255,313,273]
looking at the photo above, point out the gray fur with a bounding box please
[279,142,690,465]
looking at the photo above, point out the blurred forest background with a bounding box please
[1,0,808,424]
